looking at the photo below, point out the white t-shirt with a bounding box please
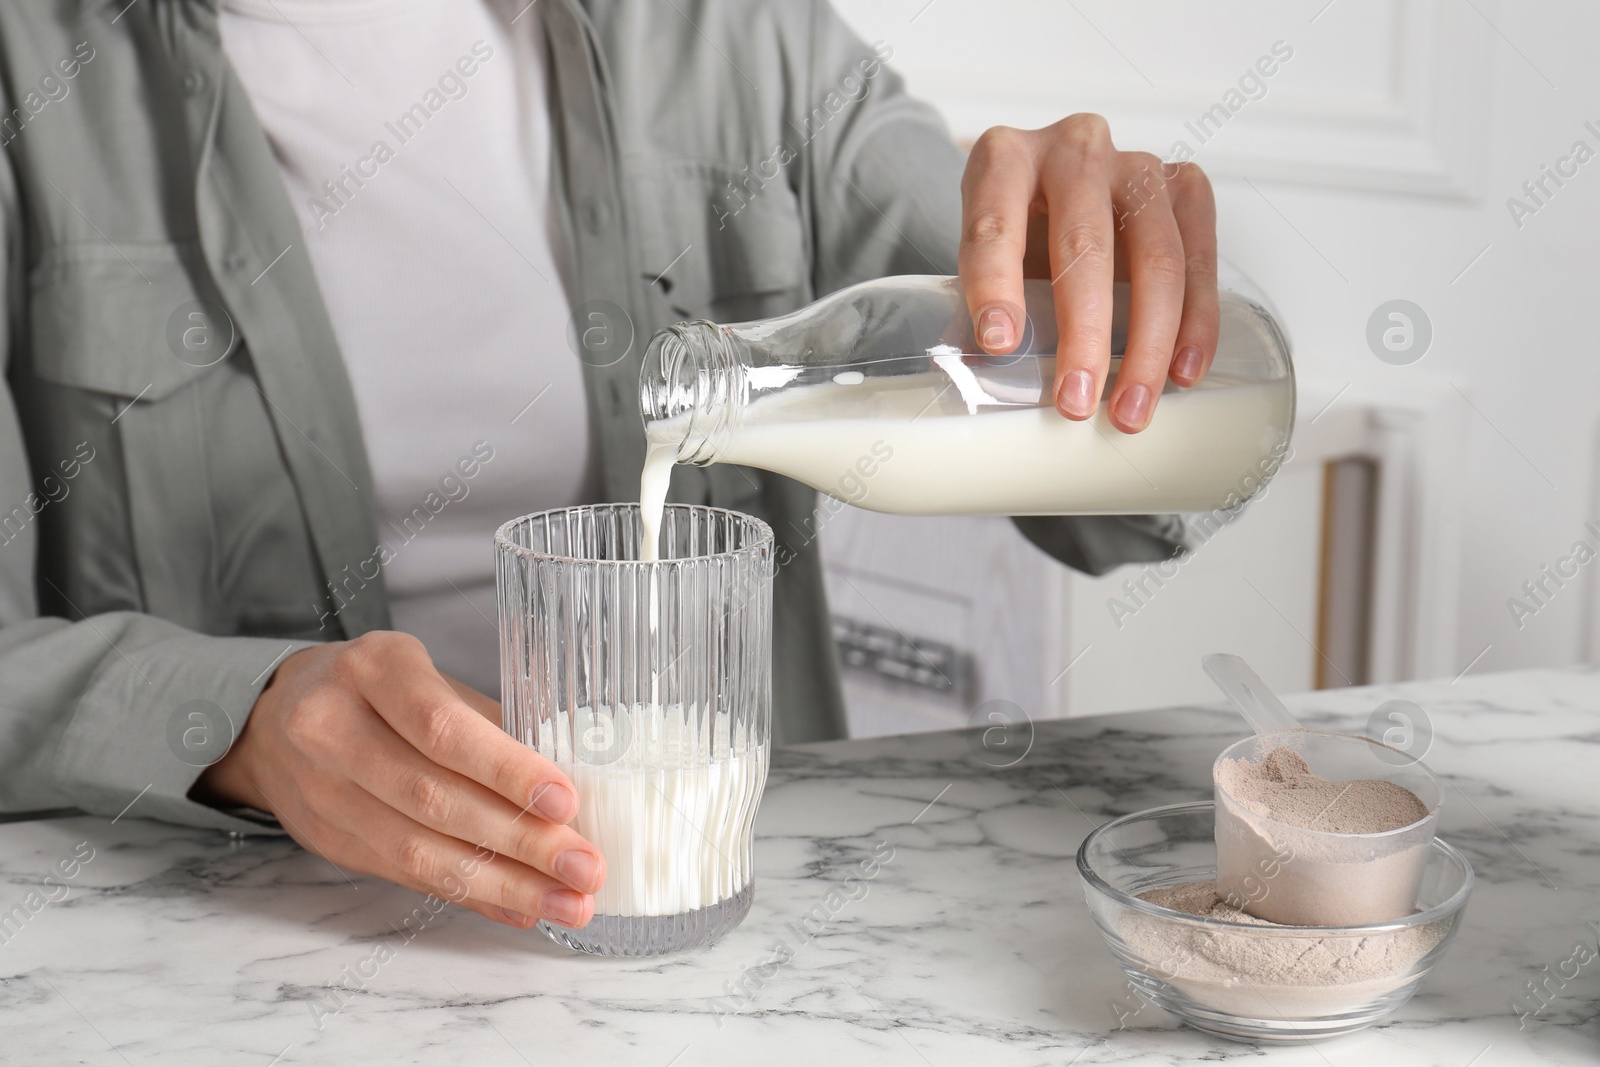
[220,0,598,695]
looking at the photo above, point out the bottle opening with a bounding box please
[639,321,741,465]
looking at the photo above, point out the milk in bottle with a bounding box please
[638,275,1294,558]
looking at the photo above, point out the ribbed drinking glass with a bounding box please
[495,503,773,956]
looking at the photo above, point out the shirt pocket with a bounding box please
[631,160,811,324]
[26,240,240,400]
[21,241,323,637]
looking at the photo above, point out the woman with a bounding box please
[0,0,1215,932]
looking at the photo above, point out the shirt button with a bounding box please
[223,254,248,272]
[181,70,205,96]
[579,201,602,232]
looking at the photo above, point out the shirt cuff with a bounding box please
[51,630,317,835]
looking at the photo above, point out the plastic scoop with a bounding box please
[1202,653,1303,734]
[1201,652,1441,925]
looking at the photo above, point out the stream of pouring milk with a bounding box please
[638,440,675,564]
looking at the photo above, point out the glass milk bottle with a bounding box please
[639,275,1294,515]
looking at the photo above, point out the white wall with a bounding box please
[832,0,1600,681]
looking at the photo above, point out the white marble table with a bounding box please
[2,668,1597,1065]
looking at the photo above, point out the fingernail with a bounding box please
[1172,344,1203,382]
[542,888,588,928]
[530,782,576,823]
[1057,369,1096,418]
[500,907,531,926]
[1113,383,1152,430]
[554,849,602,892]
[978,306,1014,352]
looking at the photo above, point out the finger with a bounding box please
[348,633,580,824]
[326,824,559,930]
[1107,153,1186,433]
[443,671,502,726]
[264,796,542,929]
[1166,162,1219,387]
[336,705,606,894]
[1042,116,1117,419]
[326,776,595,929]
[959,126,1037,354]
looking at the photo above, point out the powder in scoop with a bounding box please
[1217,747,1429,834]
[1119,879,1448,1019]
[1214,745,1436,925]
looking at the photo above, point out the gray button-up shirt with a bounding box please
[0,0,1183,832]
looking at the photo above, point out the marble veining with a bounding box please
[1,667,1597,1064]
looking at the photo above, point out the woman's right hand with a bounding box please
[195,631,603,930]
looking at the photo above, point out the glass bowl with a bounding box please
[1076,802,1473,1043]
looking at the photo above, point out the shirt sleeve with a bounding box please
[790,0,966,290]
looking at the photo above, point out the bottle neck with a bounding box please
[639,321,746,465]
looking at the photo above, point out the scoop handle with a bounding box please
[1202,653,1304,735]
